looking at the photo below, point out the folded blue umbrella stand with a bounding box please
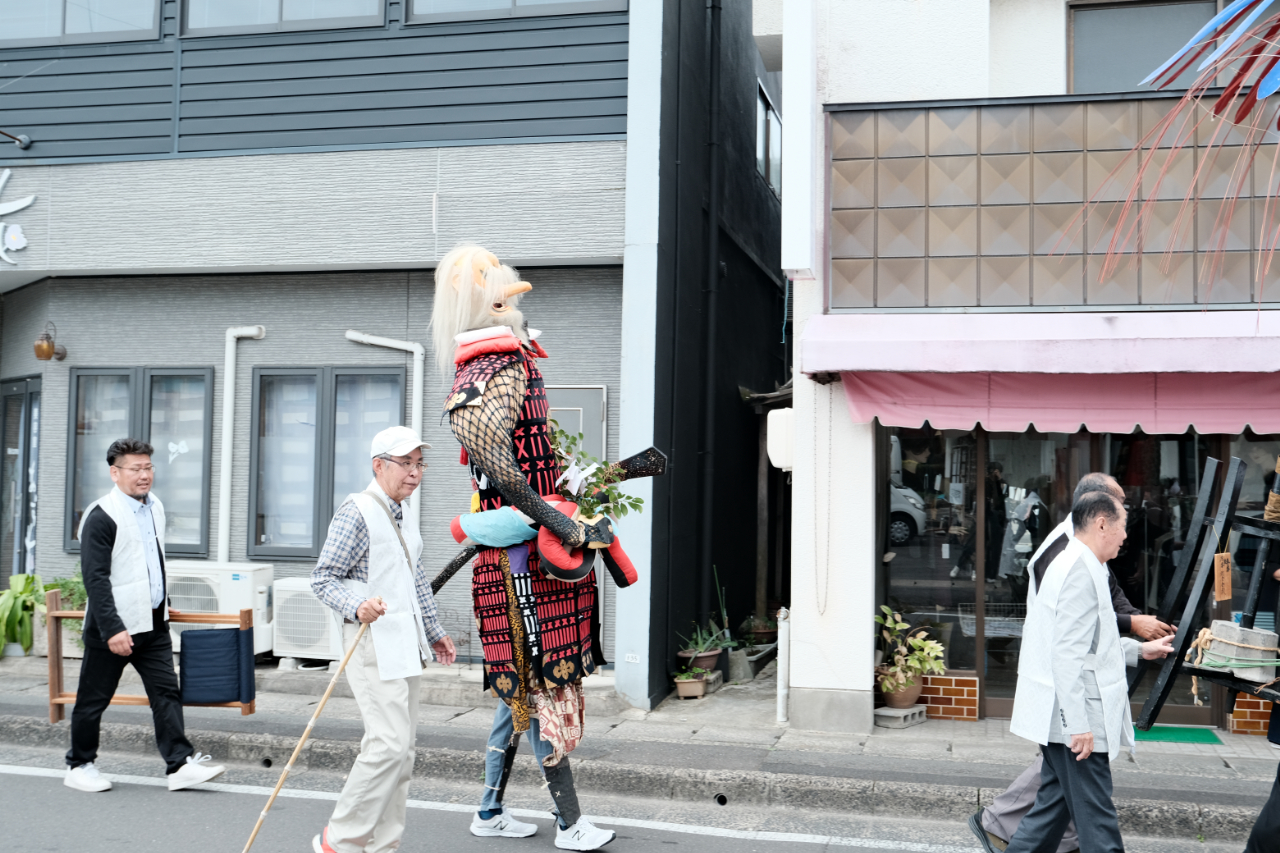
[44,588,256,723]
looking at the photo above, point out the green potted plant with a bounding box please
[741,615,778,645]
[0,573,46,657]
[677,623,729,672]
[874,604,946,709]
[35,572,88,658]
[673,666,708,699]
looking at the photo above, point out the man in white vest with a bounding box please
[1005,491,1174,853]
[311,425,457,853]
[65,438,228,793]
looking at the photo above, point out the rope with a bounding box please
[1185,627,1280,702]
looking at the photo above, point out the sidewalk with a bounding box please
[1,654,1275,842]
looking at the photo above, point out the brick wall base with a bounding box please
[920,673,978,720]
[1230,696,1276,736]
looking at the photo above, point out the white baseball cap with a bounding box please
[370,426,431,459]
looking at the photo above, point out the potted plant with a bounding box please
[35,572,88,659]
[677,623,727,672]
[874,604,945,709]
[741,615,778,645]
[0,573,46,657]
[674,666,708,699]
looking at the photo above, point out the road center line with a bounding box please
[0,764,976,853]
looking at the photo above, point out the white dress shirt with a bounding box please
[127,491,165,609]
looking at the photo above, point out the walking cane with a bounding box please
[240,598,382,853]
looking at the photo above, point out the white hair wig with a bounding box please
[429,244,529,373]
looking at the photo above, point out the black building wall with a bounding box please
[647,0,785,699]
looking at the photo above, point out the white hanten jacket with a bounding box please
[340,480,431,681]
[78,487,167,637]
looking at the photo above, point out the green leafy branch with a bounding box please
[549,420,646,520]
[873,604,945,693]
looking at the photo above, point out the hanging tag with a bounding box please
[1214,552,1232,602]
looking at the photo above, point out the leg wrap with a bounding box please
[543,758,581,827]
[494,743,520,804]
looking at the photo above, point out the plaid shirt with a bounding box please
[310,495,447,644]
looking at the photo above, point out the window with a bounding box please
[66,368,214,555]
[1071,2,1216,94]
[183,0,383,36]
[248,367,404,560]
[757,86,782,197]
[406,0,626,24]
[0,0,159,48]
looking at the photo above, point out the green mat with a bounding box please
[1133,725,1222,745]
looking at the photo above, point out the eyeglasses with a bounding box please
[112,465,155,474]
[380,456,428,473]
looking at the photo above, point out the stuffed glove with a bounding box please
[449,505,537,548]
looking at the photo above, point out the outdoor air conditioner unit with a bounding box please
[166,561,274,655]
[272,577,344,662]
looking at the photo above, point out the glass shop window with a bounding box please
[249,367,404,560]
[406,0,627,24]
[0,0,159,48]
[183,0,383,36]
[67,368,214,555]
[1227,433,1280,635]
[757,86,782,197]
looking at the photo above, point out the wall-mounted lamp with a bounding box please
[34,322,65,361]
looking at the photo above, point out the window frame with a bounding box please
[64,367,215,556]
[1066,0,1218,95]
[0,0,162,49]
[181,0,387,38]
[756,83,782,198]
[404,0,627,25]
[247,365,406,561]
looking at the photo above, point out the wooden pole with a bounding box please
[241,605,376,853]
[46,589,63,724]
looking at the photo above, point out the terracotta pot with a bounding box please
[749,629,778,645]
[882,681,924,709]
[677,648,721,672]
[675,676,707,699]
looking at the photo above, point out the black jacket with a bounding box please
[80,504,166,647]
[1030,531,1142,634]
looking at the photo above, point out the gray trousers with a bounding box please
[1003,743,1123,853]
[983,755,1079,853]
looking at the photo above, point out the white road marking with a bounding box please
[0,764,977,853]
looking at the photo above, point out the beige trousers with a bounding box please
[327,622,421,853]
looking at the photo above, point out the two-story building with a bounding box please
[771,0,1280,733]
[0,0,786,710]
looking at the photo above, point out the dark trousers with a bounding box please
[66,610,193,775]
[1006,742,1124,853]
[1243,704,1280,853]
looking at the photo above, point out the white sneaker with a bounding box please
[167,752,227,791]
[64,762,111,792]
[1270,741,1280,750]
[949,566,961,579]
[555,818,615,851]
[471,811,538,838]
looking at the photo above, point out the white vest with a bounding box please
[1010,536,1135,760]
[79,487,168,637]
[340,481,429,681]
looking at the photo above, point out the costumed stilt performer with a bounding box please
[430,245,639,852]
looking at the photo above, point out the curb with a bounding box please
[0,715,1258,841]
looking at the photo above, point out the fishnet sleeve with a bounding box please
[449,362,584,548]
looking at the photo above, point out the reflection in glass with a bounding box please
[767,105,782,195]
[64,0,154,32]
[412,0,508,13]
[256,375,317,549]
[187,0,278,28]
[73,375,131,541]
[1229,434,1280,636]
[149,375,206,546]
[1,395,22,573]
[283,0,380,20]
[1,0,60,38]
[332,374,400,513]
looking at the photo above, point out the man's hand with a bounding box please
[431,635,457,666]
[107,630,134,657]
[356,598,387,624]
[1141,635,1175,660]
[168,607,182,616]
[1130,614,1175,640]
[1070,732,1094,761]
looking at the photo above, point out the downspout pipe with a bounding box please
[344,330,425,532]
[699,0,722,628]
[218,325,265,563]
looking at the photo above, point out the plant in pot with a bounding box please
[874,604,945,709]
[673,666,708,699]
[0,573,46,657]
[38,572,88,657]
[677,623,728,672]
[739,615,778,645]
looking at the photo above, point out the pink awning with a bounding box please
[800,311,1280,434]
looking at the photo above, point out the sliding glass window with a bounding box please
[406,0,626,24]
[183,0,383,36]
[0,0,159,48]
[66,368,214,554]
[248,367,404,560]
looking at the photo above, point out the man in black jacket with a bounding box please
[65,437,226,793]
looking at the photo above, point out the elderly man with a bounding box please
[311,426,457,853]
[66,438,227,793]
[1003,491,1174,853]
[970,472,1175,853]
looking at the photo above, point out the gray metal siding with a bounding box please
[0,1,627,165]
[1,266,622,660]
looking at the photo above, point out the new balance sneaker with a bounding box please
[64,762,112,792]
[312,827,338,853]
[471,810,538,838]
[555,818,615,851]
[167,752,226,791]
